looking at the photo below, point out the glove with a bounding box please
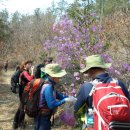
[65,96,77,102]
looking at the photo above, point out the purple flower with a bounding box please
[80,64,85,69]
[92,25,97,32]
[123,64,130,71]
[75,77,80,80]
[101,54,112,63]
[128,66,130,71]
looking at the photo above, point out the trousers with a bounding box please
[34,115,51,130]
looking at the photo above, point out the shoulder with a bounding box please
[117,79,125,85]
[79,82,93,94]
[117,79,127,89]
[111,78,125,87]
[20,70,29,77]
[37,64,44,68]
[81,82,93,89]
[22,70,28,74]
[43,84,53,90]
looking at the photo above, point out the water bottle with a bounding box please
[87,108,94,130]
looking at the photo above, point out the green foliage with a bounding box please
[67,0,95,21]
[10,11,21,28]
[67,0,129,24]
[47,0,69,19]
[96,0,129,16]
[0,9,10,42]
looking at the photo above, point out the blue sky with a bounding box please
[0,0,74,14]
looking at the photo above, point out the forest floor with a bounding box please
[0,69,77,130]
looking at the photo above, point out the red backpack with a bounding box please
[90,79,130,130]
[22,78,45,117]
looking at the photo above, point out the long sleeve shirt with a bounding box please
[21,70,34,82]
[39,78,67,110]
[20,70,34,88]
[74,73,130,113]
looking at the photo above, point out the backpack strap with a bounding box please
[89,79,107,130]
[94,106,106,129]
[89,79,99,96]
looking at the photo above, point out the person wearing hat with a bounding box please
[34,63,76,130]
[35,57,53,79]
[74,55,130,129]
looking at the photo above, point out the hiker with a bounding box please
[74,54,130,130]
[35,57,53,79]
[4,60,8,72]
[13,60,35,129]
[34,63,75,130]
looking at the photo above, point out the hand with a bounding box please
[69,96,77,101]
[31,66,35,75]
[31,66,34,71]
[65,97,77,102]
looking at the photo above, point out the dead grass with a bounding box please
[0,69,79,130]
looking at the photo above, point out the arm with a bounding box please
[23,71,34,82]
[55,91,68,100]
[44,85,65,109]
[74,82,93,113]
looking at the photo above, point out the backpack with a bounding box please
[35,64,45,78]
[22,78,45,117]
[90,79,130,130]
[10,69,21,93]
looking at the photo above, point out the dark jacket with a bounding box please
[35,63,45,78]
[74,73,130,113]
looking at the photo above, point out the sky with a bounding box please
[0,0,74,14]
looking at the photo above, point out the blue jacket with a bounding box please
[39,77,67,110]
[74,73,130,113]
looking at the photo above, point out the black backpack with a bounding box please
[10,70,21,93]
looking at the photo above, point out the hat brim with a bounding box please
[46,70,67,77]
[80,63,112,73]
[41,67,66,77]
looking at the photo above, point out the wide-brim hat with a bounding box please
[80,55,112,73]
[41,63,67,77]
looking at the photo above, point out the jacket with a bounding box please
[39,77,67,110]
[74,73,130,113]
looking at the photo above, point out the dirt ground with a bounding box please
[0,69,77,130]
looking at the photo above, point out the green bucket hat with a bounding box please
[41,63,67,77]
[80,55,112,73]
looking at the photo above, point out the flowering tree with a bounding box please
[43,11,130,87]
[43,14,107,68]
[43,12,111,88]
